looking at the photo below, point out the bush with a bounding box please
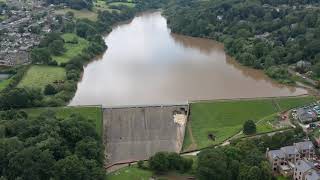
[137,160,144,169]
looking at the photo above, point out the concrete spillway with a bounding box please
[103,105,188,166]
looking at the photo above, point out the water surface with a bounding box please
[70,11,307,107]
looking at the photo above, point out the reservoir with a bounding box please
[70,11,307,107]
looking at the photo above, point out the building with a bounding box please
[266,141,316,178]
[294,141,315,160]
[297,108,317,124]
[281,146,300,163]
[294,159,320,180]
[305,169,320,180]
[267,149,286,171]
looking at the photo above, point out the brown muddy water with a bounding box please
[69,11,307,107]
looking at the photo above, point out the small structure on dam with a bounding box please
[103,105,188,167]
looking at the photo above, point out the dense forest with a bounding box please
[164,0,320,83]
[0,110,105,180]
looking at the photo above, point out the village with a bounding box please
[265,100,320,180]
[0,0,56,66]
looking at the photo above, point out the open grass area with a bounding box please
[107,164,195,180]
[187,99,277,150]
[53,33,89,64]
[184,96,316,151]
[107,166,152,180]
[18,65,66,90]
[0,77,12,91]
[275,96,316,111]
[55,8,98,21]
[23,106,103,136]
[109,2,135,7]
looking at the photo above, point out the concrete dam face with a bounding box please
[103,105,188,166]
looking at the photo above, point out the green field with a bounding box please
[109,2,135,7]
[184,96,316,151]
[18,65,66,90]
[23,106,103,136]
[53,33,89,64]
[0,77,12,91]
[107,166,152,180]
[55,8,98,21]
[275,96,316,111]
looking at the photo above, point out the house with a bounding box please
[281,146,300,163]
[296,60,311,73]
[294,141,315,160]
[266,141,317,178]
[293,159,320,180]
[267,149,286,171]
[297,108,317,124]
[305,169,320,180]
[294,159,314,180]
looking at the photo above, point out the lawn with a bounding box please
[52,33,89,64]
[107,166,152,180]
[18,65,66,90]
[0,77,12,91]
[55,8,98,21]
[107,165,195,180]
[23,106,103,136]
[187,99,277,150]
[275,96,316,111]
[185,96,316,151]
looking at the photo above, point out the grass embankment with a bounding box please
[53,33,89,64]
[55,0,136,21]
[184,96,316,151]
[18,65,66,90]
[23,106,103,136]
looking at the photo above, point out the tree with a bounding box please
[243,120,256,135]
[76,21,96,38]
[7,147,55,180]
[48,40,65,55]
[75,137,103,164]
[30,48,52,64]
[148,152,169,174]
[197,149,228,180]
[44,84,58,95]
[54,155,86,180]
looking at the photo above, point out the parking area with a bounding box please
[103,105,188,166]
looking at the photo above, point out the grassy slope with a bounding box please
[186,96,316,150]
[107,166,152,180]
[189,99,277,149]
[18,65,66,89]
[53,33,89,64]
[23,106,103,136]
[275,96,316,111]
